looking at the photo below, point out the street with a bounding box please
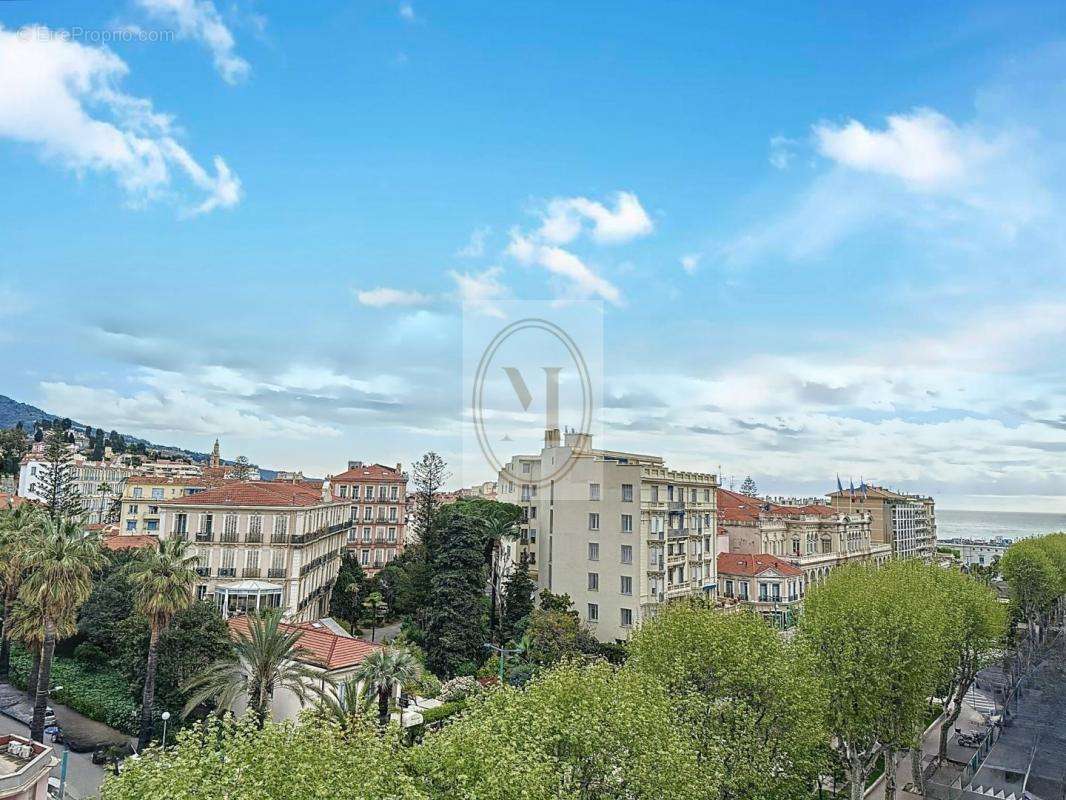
[0,713,110,799]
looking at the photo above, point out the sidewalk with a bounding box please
[865,703,987,799]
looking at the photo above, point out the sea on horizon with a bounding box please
[937,509,1066,542]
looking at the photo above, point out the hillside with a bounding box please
[0,394,273,475]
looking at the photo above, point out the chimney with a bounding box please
[395,462,402,473]
[544,428,561,447]
[348,460,363,470]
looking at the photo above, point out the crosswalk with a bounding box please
[965,685,999,717]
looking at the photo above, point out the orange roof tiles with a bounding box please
[0,493,32,510]
[161,480,334,508]
[126,475,211,487]
[717,552,805,578]
[717,488,836,524]
[330,464,405,483]
[103,534,158,551]
[227,616,381,670]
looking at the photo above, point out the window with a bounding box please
[361,550,370,565]
[249,515,262,538]
[378,486,387,500]
[389,507,398,521]
[587,603,599,622]
[273,516,288,539]
[522,461,531,474]
[587,572,599,591]
[146,519,159,532]
[132,487,143,499]
[339,485,348,498]
[151,488,164,500]
[588,542,599,561]
[621,514,633,533]
[126,520,136,532]
[128,504,139,514]
[363,527,372,542]
[588,513,600,531]
[246,550,260,569]
[529,507,537,519]
[621,483,633,502]
[390,485,398,500]
[224,514,238,536]
[620,544,633,564]
[620,576,633,595]
[620,608,633,627]
[724,579,734,597]
[348,529,358,543]
[175,513,188,534]
[589,483,600,501]
[388,527,397,542]
[739,581,749,600]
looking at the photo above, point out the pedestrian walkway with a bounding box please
[963,685,998,718]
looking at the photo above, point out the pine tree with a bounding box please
[424,511,488,677]
[230,456,252,480]
[411,452,449,555]
[37,430,84,522]
[500,554,536,642]
[740,475,758,497]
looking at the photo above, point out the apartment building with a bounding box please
[157,480,352,622]
[717,552,805,628]
[497,429,718,642]
[718,488,892,590]
[828,485,936,561]
[17,454,134,524]
[119,475,213,533]
[328,462,407,571]
[940,536,1012,571]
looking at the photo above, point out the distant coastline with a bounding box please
[938,509,1066,542]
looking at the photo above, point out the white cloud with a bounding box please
[356,287,431,308]
[680,253,702,274]
[456,225,490,258]
[135,0,250,84]
[536,191,653,245]
[398,2,417,22]
[0,24,240,214]
[813,108,989,190]
[449,267,507,318]
[769,135,795,169]
[507,230,622,304]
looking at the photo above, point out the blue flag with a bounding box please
[837,474,844,493]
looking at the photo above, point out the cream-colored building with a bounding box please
[828,486,936,561]
[328,462,408,572]
[119,475,212,534]
[498,429,718,642]
[718,488,892,590]
[717,552,805,628]
[157,480,352,622]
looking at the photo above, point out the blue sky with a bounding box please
[2,1,1066,510]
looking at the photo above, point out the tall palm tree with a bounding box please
[128,538,198,749]
[181,608,334,726]
[19,519,104,741]
[6,598,75,703]
[482,511,518,637]
[0,505,43,680]
[352,647,421,728]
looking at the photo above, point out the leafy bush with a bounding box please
[412,671,442,698]
[419,700,467,725]
[73,642,110,669]
[9,646,138,734]
[437,675,479,702]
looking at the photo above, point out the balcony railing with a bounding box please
[195,567,210,577]
[246,533,262,544]
[243,568,261,578]
[220,532,239,543]
[195,531,213,542]
[217,568,236,578]
[271,534,289,544]
[267,568,286,579]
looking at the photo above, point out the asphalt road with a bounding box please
[0,713,110,799]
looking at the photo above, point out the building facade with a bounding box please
[497,429,718,642]
[18,455,133,525]
[717,552,805,628]
[828,486,936,560]
[718,488,892,591]
[327,462,408,571]
[0,734,55,800]
[157,480,352,622]
[940,536,1012,570]
[119,475,212,534]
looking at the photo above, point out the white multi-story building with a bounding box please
[328,462,408,572]
[18,455,134,524]
[157,479,352,622]
[498,429,718,642]
[940,536,1013,571]
[828,485,937,561]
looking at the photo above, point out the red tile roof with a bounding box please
[103,534,158,551]
[330,464,405,484]
[717,552,805,578]
[227,616,381,670]
[0,493,32,510]
[161,480,335,508]
[126,475,211,487]
[717,488,836,524]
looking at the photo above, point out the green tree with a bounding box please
[181,608,333,725]
[500,555,536,643]
[537,590,578,617]
[476,502,522,638]
[230,456,252,480]
[423,511,489,677]
[739,475,758,497]
[363,591,389,643]
[412,660,702,800]
[329,552,368,631]
[628,601,828,800]
[77,551,138,652]
[19,518,104,741]
[37,429,85,521]
[100,715,426,800]
[128,539,198,749]
[411,452,449,558]
[0,504,42,679]
[798,561,949,800]
[1001,538,1060,656]
[352,647,421,728]
[0,427,29,476]
[521,608,597,668]
[115,601,233,729]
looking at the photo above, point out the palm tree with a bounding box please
[128,538,198,749]
[181,608,334,726]
[19,519,104,741]
[0,505,43,680]
[482,511,518,637]
[352,647,421,729]
[6,598,75,704]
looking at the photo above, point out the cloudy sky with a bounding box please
[2,1,1066,510]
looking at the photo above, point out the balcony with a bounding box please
[217,568,237,578]
[271,534,290,545]
[246,533,263,544]
[195,531,213,542]
[242,568,261,578]
[668,501,686,511]
[267,568,286,579]
[195,567,210,577]
[220,532,239,543]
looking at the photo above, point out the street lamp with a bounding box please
[160,711,171,751]
[483,643,523,685]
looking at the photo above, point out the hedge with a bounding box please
[9,645,139,735]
